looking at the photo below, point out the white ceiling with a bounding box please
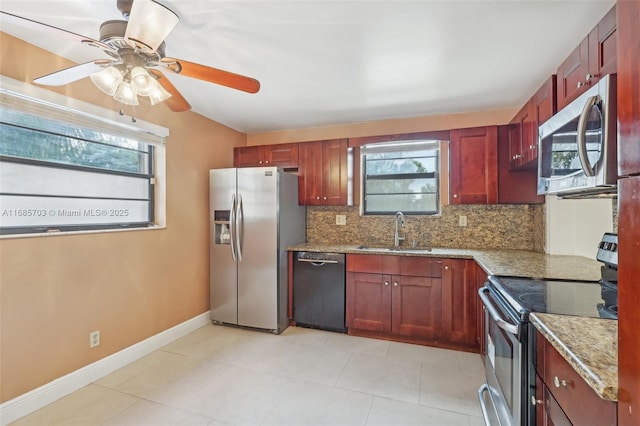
[0,0,615,134]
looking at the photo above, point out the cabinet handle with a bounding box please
[577,81,585,89]
[265,160,270,164]
[453,194,458,198]
[393,282,398,287]
[553,376,567,388]
[444,265,449,270]
[316,196,320,200]
[530,144,536,150]
[585,73,593,81]
[531,396,544,406]
[259,160,263,164]
[323,196,327,200]
[384,281,389,286]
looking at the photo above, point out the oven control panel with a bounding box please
[596,233,618,268]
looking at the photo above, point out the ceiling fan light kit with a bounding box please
[89,66,124,96]
[114,80,139,106]
[1,0,261,114]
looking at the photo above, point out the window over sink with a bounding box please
[361,140,442,215]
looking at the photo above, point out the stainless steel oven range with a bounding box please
[477,233,618,426]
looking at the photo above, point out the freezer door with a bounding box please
[237,167,279,330]
[209,168,238,324]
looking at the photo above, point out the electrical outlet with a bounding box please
[89,330,100,348]
[458,215,468,227]
[335,215,346,225]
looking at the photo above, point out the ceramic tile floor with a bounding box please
[11,324,486,426]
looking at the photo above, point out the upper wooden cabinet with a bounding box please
[617,0,640,178]
[298,139,350,206]
[498,126,544,204]
[508,76,557,172]
[450,126,498,205]
[234,143,299,168]
[557,5,616,110]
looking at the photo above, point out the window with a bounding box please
[361,141,440,215]
[0,86,165,235]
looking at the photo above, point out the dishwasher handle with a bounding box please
[297,258,339,265]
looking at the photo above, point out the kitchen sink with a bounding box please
[355,245,432,252]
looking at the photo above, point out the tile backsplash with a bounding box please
[307,204,545,252]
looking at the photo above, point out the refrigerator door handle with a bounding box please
[236,194,243,261]
[229,194,237,261]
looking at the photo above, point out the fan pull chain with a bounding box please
[118,104,137,123]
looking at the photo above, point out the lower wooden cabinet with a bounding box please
[535,374,572,426]
[391,274,442,339]
[346,254,479,351]
[535,331,616,426]
[441,259,477,347]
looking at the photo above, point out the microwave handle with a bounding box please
[576,95,599,177]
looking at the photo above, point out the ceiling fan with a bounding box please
[1,0,261,112]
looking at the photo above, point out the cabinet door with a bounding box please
[441,259,478,347]
[298,141,323,205]
[618,176,640,425]
[557,37,590,110]
[346,272,391,333]
[532,76,557,163]
[589,5,617,79]
[391,275,441,339]
[475,263,488,355]
[507,122,521,171]
[267,143,299,169]
[535,375,572,426]
[497,126,544,204]
[234,146,265,167]
[450,126,498,204]
[616,1,640,178]
[322,139,349,205]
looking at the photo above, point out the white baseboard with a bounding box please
[0,311,211,426]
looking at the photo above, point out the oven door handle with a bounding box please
[478,286,519,335]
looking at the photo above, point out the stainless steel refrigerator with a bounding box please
[209,167,305,333]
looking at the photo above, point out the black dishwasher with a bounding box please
[293,251,346,333]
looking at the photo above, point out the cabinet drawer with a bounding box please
[544,341,616,426]
[383,256,442,277]
[347,254,383,273]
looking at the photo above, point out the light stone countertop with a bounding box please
[287,243,602,281]
[530,313,618,402]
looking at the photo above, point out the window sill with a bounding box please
[0,224,166,240]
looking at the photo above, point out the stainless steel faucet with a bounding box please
[394,211,406,247]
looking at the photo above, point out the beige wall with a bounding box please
[0,33,246,402]
[247,108,518,146]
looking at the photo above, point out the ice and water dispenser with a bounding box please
[213,210,231,245]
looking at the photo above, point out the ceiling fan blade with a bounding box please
[161,58,261,94]
[124,0,179,51]
[1,11,103,45]
[148,69,191,112]
[33,61,110,86]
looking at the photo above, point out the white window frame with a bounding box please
[0,77,168,238]
[360,140,444,215]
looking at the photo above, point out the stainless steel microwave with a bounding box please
[537,74,617,198]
